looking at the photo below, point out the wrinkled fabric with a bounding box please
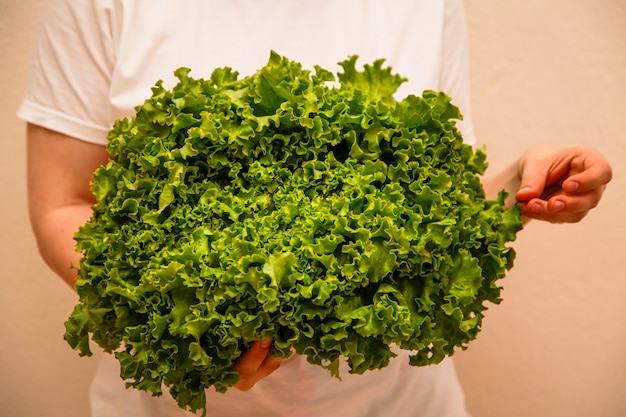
[91,348,471,417]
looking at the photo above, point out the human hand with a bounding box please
[232,340,282,391]
[515,145,612,223]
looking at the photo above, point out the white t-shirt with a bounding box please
[18,0,475,146]
[19,1,475,416]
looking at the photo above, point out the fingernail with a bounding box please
[530,203,544,213]
[564,181,579,193]
[260,340,271,349]
[552,200,565,212]
[517,185,533,196]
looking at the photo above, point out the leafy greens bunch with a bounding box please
[65,52,522,414]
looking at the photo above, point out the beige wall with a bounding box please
[1,1,624,417]
[0,2,102,416]
[455,1,626,417]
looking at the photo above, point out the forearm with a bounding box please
[480,159,521,209]
[27,123,109,289]
[30,204,94,288]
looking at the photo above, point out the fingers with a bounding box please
[520,182,607,223]
[516,146,612,224]
[515,150,552,203]
[559,149,613,195]
[520,195,594,223]
[233,340,282,391]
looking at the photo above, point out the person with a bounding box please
[19,1,612,416]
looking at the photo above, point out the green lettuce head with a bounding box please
[64,51,522,415]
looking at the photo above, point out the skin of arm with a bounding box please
[27,123,110,288]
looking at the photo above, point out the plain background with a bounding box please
[1,1,624,416]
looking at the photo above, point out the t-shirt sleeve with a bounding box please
[439,0,477,147]
[17,0,115,145]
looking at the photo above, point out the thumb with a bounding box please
[515,146,571,202]
[515,158,548,203]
